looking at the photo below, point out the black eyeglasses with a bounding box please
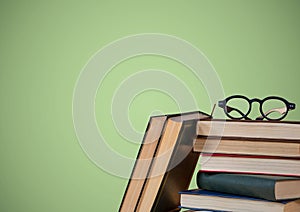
[218,95,296,121]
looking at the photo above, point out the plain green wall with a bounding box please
[1,0,300,211]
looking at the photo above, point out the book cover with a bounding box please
[200,153,300,176]
[197,120,300,140]
[194,137,300,157]
[179,189,300,212]
[197,172,300,201]
[120,111,210,212]
[136,111,210,211]
[180,189,294,202]
[119,115,167,212]
[179,206,227,211]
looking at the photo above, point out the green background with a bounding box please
[1,0,300,211]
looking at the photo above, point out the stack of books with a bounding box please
[179,120,300,212]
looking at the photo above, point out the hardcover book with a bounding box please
[194,136,300,157]
[200,153,300,177]
[136,112,210,211]
[119,115,167,212]
[179,189,300,212]
[197,172,300,201]
[120,111,210,212]
[197,120,300,140]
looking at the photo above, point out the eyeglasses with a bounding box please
[218,95,296,121]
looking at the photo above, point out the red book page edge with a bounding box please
[198,170,300,177]
[200,153,300,160]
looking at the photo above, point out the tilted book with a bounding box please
[136,112,210,212]
[119,111,210,212]
[119,115,167,212]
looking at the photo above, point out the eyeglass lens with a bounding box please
[261,98,287,120]
[225,97,250,119]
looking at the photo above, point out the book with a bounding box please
[179,207,223,212]
[119,115,167,212]
[194,137,300,157]
[200,153,300,176]
[179,189,300,212]
[196,172,300,201]
[179,208,220,212]
[197,120,300,140]
[135,112,210,212]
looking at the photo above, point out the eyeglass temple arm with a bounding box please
[255,107,287,120]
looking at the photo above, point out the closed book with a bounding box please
[200,153,300,177]
[179,206,225,211]
[119,115,167,212]
[197,172,300,201]
[136,112,210,212]
[179,189,300,212]
[197,120,300,140]
[194,137,300,157]
[120,111,210,212]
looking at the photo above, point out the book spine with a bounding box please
[196,172,277,201]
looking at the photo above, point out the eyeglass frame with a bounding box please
[218,95,296,121]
